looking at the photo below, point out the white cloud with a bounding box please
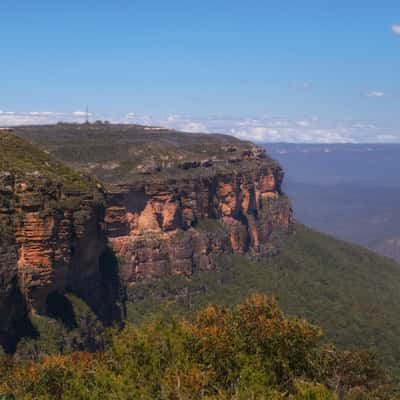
[289,81,312,89]
[0,111,16,115]
[234,127,269,141]
[233,126,353,144]
[126,113,136,121]
[72,111,91,117]
[161,114,400,143]
[392,24,400,35]
[0,110,99,126]
[124,113,207,133]
[1,109,399,144]
[366,91,386,97]
[29,111,58,116]
[125,113,154,125]
[0,110,62,125]
[351,123,377,129]
[296,120,310,127]
[181,122,208,133]
[159,113,400,143]
[167,114,180,122]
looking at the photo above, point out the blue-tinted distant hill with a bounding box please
[265,143,400,261]
[265,143,400,186]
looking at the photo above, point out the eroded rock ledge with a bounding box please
[1,171,122,313]
[104,152,293,284]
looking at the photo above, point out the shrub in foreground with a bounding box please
[0,295,397,399]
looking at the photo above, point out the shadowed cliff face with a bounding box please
[0,132,124,351]
[0,236,29,352]
[14,179,115,318]
[0,171,30,351]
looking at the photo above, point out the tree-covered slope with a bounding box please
[126,224,400,374]
[1,295,395,399]
[6,124,400,379]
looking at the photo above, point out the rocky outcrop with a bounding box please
[104,149,293,284]
[0,132,124,351]
[0,127,293,351]
[14,181,104,311]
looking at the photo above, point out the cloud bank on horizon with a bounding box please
[1,110,398,144]
[126,113,399,144]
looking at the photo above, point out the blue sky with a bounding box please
[1,0,400,142]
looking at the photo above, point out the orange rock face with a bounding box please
[105,153,293,284]
[0,172,122,325]
[0,140,292,351]
[0,127,297,354]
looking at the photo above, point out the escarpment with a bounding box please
[0,132,123,350]
[0,125,293,350]
[15,124,294,285]
[105,156,292,283]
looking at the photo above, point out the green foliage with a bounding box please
[0,132,91,189]
[290,381,337,400]
[126,225,400,377]
[0,131,105,255]
[0,224,12,243]
[14,294,108,361]
[196,218,228,234]
[1,295,394,399]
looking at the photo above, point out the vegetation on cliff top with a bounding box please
[13,123,278,184]
[126,225,400,376]
[1,295,397,399]
[0,131,105,246]
[0,130,100,194]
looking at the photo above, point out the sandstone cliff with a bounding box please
[105,154,292,283]
[0,132,122,351]
[0,125,293,351]
[15,124,293,285]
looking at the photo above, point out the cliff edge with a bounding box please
[16,124,293,284]
[0,124,292,350]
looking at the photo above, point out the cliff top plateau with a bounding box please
[0,130,102,196]
[0,130,104,244]
[13,123,278,185]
